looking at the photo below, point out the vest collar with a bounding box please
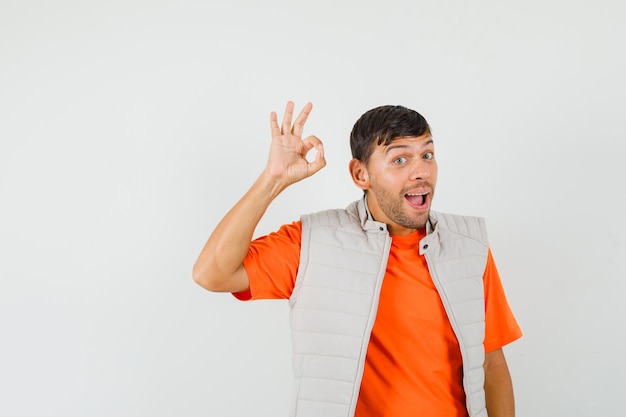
[426,213,437,235]
[357,194,388,233]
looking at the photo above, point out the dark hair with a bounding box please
[350,105,431,164]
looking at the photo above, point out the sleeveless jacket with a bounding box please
[288,196,490,417]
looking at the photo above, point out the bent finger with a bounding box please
[306,144,326,176]
[302,134,323,149]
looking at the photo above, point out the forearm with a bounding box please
[484,348,515,417]
[192,172,286,292]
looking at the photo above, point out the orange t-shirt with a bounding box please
[237,221,522,416]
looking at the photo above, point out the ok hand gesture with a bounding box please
[265,101,326,189]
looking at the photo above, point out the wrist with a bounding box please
[255,170,289,200]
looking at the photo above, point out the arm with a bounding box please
[192,101,325,293]
[484,348,515,417]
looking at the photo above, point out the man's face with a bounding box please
[350,134,438,235]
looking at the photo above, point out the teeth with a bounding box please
[407,192,427,196]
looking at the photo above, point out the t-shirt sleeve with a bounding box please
[483,248,523,352]
[232,221,302,301]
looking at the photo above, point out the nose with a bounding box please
[409,159,430,180]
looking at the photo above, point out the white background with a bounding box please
[1,0,625,416]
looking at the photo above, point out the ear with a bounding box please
[349,158,370,191]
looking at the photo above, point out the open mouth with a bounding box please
[405,192,429,209]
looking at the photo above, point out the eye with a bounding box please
[423,152,434,160]
[393,156,408,165]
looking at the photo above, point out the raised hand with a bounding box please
[265,101,326,189]
[193,101,326,293]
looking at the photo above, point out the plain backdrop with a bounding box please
[1,0,625,416]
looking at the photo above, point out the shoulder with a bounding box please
[429,210,488,244]
[300,200,361,230]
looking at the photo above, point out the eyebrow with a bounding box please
[384,138,434,154]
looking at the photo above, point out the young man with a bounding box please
[193,102,522,417]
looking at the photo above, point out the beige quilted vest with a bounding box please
[288,197,489,417]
